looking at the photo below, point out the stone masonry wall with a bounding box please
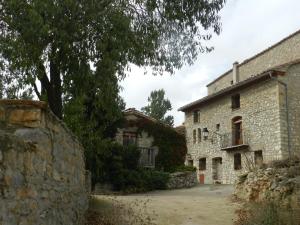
[0,100,90,225]
[279,64,300,158]
[167,171,197,189]
[185,79,283,184]
[207,30,300,94]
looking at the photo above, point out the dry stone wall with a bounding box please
[0,100,90,225]
[167,171,197,189]
[234,161,300,208]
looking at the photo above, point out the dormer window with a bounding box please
[231,94,240,109]
[193,110,200,123]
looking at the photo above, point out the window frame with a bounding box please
[193,129,197,144]
[197,128,202,143]
[193,110,200,123]
[199,158,206,170]
[254,150,263,166]
[231,94,241,110]
[234,153,242,170]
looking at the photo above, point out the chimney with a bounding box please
[233,61,239,84]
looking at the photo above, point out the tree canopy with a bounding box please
[0,0,225,118]
[141,89,174,126]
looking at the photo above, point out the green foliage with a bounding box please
[87,140,169,192]
[170,165,196,173]
[136,120,187,172]
[121,169,170,192]
[141,89,174,126]
[0,0,225,117]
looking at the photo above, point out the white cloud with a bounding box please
[120,0,300,126]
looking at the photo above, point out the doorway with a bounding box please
[212,157,222,183]
[232,116,243,145]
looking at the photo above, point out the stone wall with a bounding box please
[207,30,300,94]
[279,64,300,158]
[0,100,90,225]
[234,161,300,208]
[167,171,197,189]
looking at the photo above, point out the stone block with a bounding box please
[9,109,41,127]
[16,187,37,199]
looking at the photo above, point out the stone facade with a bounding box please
[0,100,90,225]
[167,171,197,189]
[207,30,300,95]
[180,30,300,184]
[115,109,159,168]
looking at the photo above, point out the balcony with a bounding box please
[220,129,249,151]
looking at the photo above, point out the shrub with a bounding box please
[170,165,196,173]
[121,169,170,192]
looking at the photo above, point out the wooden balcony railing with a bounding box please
[220,129,249,151]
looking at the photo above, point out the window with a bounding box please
[232,116,243,145]
[193,110,200,123]
[197,128,202,143]
[231,94,240,109]
[193,129,197,144]
[231,80,234,85]
[199,158,206,170]
[203,128,208,140]
[254,150,263,166]
[188,160,194,166]
[147,149,155,166]
[234,153,242,170]
[216,124,220,131]
[123,132,137,146]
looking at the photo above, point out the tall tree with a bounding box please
[0,0,225,118]
[142,89,174,126]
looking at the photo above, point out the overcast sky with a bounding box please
[120,0,300,126]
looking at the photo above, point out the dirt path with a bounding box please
[93,185,239,225]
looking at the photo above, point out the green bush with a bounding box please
[121,169,170,192]
[170,165,196,173]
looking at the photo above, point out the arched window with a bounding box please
[232,116,243,145]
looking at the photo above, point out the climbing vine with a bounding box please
[135,119,187,172]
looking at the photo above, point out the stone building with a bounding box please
[115,108,159,168]
[179,29,300,184]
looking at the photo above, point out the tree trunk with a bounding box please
[37,60,63,119]
[49,59,63,119]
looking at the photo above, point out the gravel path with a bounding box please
[93,185,239,225]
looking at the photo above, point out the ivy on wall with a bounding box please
[134,119,187,172]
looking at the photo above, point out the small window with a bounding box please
[199,158,206,170]
[188,160,194,166]
[193,129,196,144]
[232,94,240,109]
[231,80,234,85]
[197,128,201,143]
[203,128,208,140]
[234,153,242,170]
[216,124,220,131]
[123,132,137,146]
[254,150,263,166]
[193,110,200,123]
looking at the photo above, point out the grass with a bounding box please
[85,195,157,225]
